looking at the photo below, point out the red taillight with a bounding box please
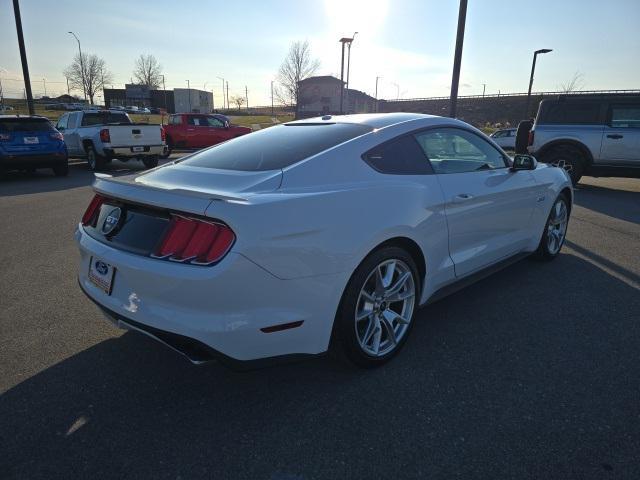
[528,130,535,146]
[50,131,64,141]
[82,194,106,226]
[160,126,166,142]
[0,132,10,141]
[153,216,235,265]
[99,128,110,143]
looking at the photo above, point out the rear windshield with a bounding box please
[180,123,373,171]
[537,101,602,125]
[81,112,131,126]
[0,118,54,132]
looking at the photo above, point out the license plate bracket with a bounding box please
[24,136,39,144]
[88,256,115,295]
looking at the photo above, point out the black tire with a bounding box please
[86,145,105,171]
[540,145,585,186]
[534,193,571,261]
[142,156,159,169]
[515,120,533,154]
[52,163,69,177]
[332,246,421,368]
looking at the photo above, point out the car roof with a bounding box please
[288,112,459,129]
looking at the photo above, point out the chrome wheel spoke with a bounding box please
[361,316,378,346]
[383,309,409,325]
[380,314,397,345]
[386,290,414,303]
[385,271,410,298]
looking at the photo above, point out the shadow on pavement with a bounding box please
[574,182,640,225]
[2,254,639,479]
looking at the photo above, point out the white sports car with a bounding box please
[76,113,572,368]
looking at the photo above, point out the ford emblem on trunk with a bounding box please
[102,207,122,235]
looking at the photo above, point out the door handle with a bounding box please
[452,193,474,203]
[607,134,623,139]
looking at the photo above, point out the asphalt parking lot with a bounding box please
[1,161,639,479]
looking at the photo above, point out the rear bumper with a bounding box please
[0,151,68,169]
[75,225,346,363]
[103,145,165,158]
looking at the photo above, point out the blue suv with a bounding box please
[0,115,68,176]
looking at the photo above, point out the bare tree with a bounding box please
[559,71,585,93]
[230,95,245,110]
[133,54,163,89]
[275,40,320,113]
[64,53,113,104]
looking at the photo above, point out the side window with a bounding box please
[610,105,640,128]
[56,114,69,130]
[414,128,508,174]
[188,116,208,126]
[363,135,433,175]
[168,115,179,125]
[492,130,506,138]
[67,113,78,129]
[206,116,225,127]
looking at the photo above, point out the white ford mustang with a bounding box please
[76,113,572,368]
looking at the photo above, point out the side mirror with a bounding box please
[511,154,537,171]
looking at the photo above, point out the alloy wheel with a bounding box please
[354,259,416,357]
[547,198,568,255]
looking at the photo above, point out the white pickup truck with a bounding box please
[55,110,166,170]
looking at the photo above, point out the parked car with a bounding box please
[528,94,640,184]
[0,115,68,176]
[56,109,165,170]
[0,105,16,112]
[162,113,251,156]
[125,106,140,114]
[490,128,516,150]
[76,113,572,368]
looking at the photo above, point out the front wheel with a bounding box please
[534,194,570,261]
[333,246,420,368]
[86,145,105,171]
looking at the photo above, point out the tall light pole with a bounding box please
[525,48,552,118]
[375,76,381,112]
[42,78,46,96]
[345,31,358,113]
[161,74,167,111]
[339,36,354,114]
[68,31,86,102]
[482,83,486,97]
[225,81,229,112]
[271,80,274,117]
[186,79,191,112]
[449,0,468,118]
[13,0,34,114]
[216,77,225,109]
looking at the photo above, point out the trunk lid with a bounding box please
[106,124,163,147]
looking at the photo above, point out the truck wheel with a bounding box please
[52,163,69,177]
[86,145,105,171]
[142,156,159,169]
[541,146,585,186]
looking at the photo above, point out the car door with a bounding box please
[206,116,229,145]
[63,112,82,155]
[414,127,540,278]
[187,115,212,147]
[600,104,640,165]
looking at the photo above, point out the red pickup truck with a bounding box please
[163,113,252,155]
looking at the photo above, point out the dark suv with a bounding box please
[528,94,640,184]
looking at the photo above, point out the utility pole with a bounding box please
[42,78,46,97]
[375,76,381,113]
[186,79,191,112]
[211,90,214,112]
[161,74,167,111]
[482,83,486,97]
[65,76,70,95]
[271,80,274,117]
[13,0,34,114]
[245,85,248,110]
[217,77,225,109]
[68,31,86,102]
[226,81,229,112]
[449,0,468,118]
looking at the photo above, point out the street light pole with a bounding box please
[42,78,46,97]
[68,31,86,102]
[13,0,34,114]
[449,0,468,118]
[482,83,486,97]
[339,37,354,114]
[217,77,225,109]
[345,31,358,114]
[375,76,381,112]
[226,81,229,112]
[186,79,191,112]
[525,48,552,118]
[161,74,167,111]
[271,80,274,117]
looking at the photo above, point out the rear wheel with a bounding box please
[142,156,159,169]
[541,146,585,185]
[534,193,570,260]
[333,246,419,368]
[86,145,105,171]
[52,163,68,177]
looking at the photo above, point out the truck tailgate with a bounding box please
[107,124,162,147]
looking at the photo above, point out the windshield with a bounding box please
[181,123,372,171]
[81,112,131,126]
[0,118,54,132]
